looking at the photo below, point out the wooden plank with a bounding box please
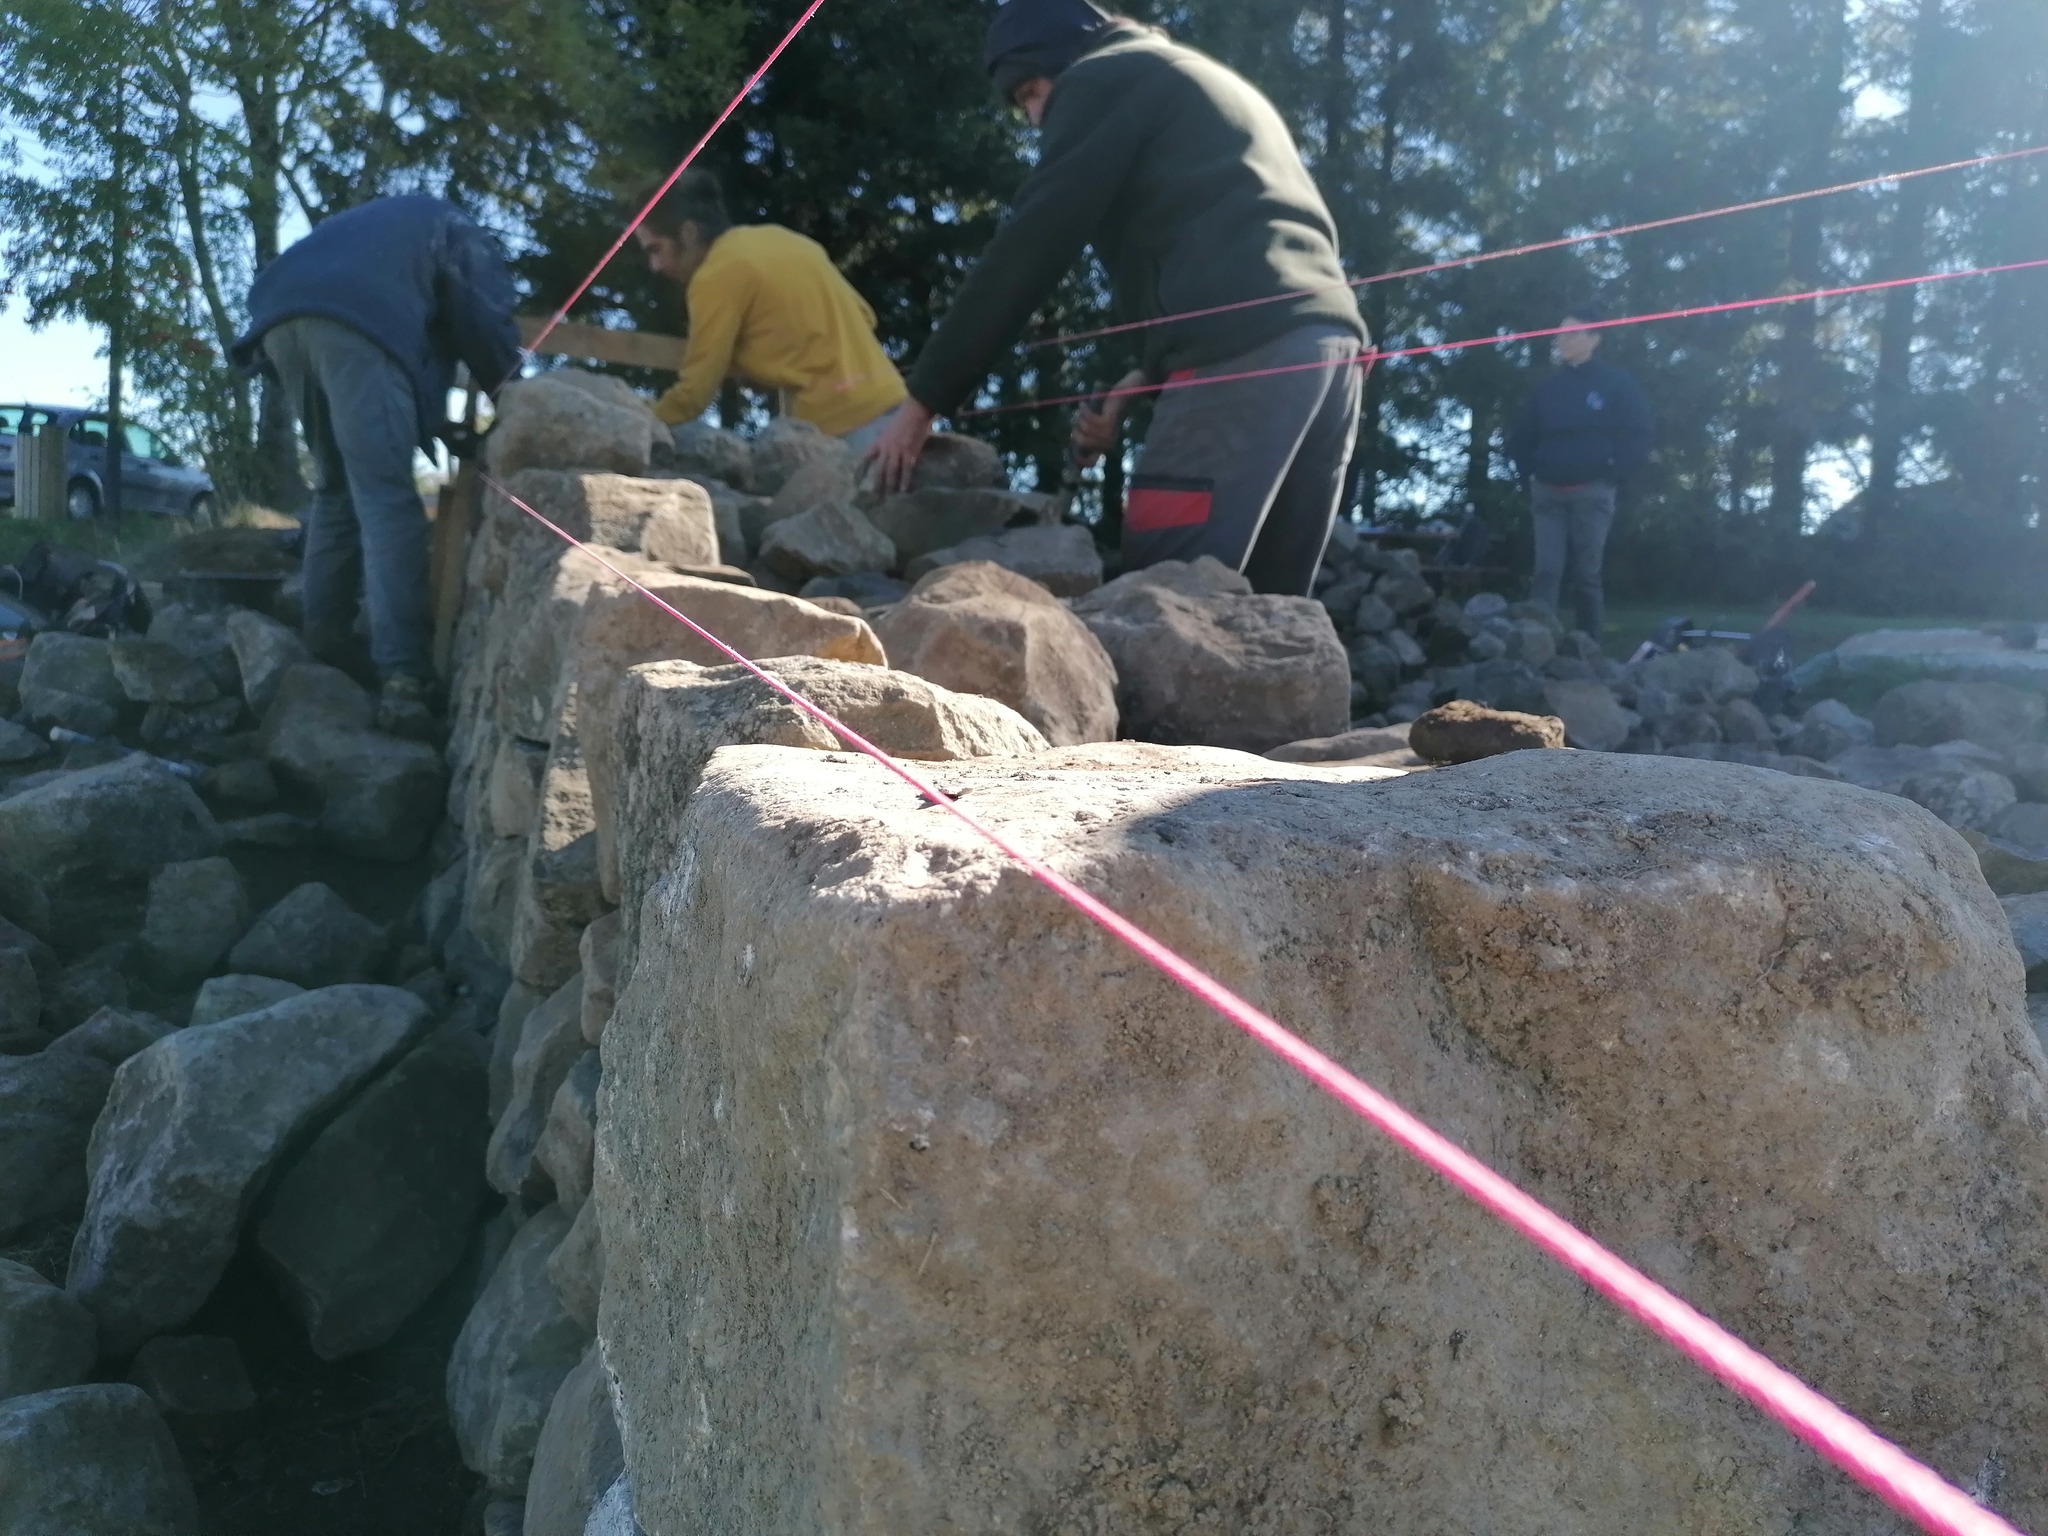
[430,459,478,682]
[14,423,67,520]
[517,316,684,373]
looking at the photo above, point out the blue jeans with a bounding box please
[263,317,431,681]
[1529,481,1617,640]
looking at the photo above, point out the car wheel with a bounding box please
[187,493,218,529]
[65,480,100,521]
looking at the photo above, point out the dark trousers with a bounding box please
[1122,325,1365,597]
[263,317,431,681]
[1529,480,1617,639]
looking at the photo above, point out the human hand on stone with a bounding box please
[863,401,937,494]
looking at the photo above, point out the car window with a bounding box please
[69,416,109,447]
[124,425,159,459]
[0,408,20,436]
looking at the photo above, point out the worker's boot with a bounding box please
[375,673,438,743]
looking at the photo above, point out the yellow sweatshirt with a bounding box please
[653,225,908,437]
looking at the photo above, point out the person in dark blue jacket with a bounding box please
[1505,308,1654,640]
[232,196,523,733]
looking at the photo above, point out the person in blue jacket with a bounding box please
[232,196,523,734]
[1505,308,1654,641]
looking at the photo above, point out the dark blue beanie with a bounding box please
[985,0,1115,100]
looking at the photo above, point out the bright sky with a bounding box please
[2,306,108,411]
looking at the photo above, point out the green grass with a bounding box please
[1602,601,1986,664]
[0,513,196,572]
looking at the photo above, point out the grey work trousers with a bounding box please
[1123,324,1364,597]
[1529,480,1618,640]
[263,316,432,681]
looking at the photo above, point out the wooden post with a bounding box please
[14,423,68,520]
[430,378,482,681]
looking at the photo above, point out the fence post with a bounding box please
[14,423,68,520]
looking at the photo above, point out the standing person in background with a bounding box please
[232,195,524,739]
[1505,308,1655,641]
[634,171,909,452]
[863,0,1369,597]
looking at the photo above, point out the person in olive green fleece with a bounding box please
[635,170,909,448]
[865,0,1370,595]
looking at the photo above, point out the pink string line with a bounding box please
[475,468,2026,1536]
[962,254,2048,418]
[1028,143,2048,353]
[508,0,832,387]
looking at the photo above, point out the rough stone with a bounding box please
[1264,725,1418,768]
[146,604,240,696]
[491,737,551,841]
[208,757,279,809]
[747,418,854,498]
[256,1028,492,1360]
[582,1474,642,1536]
[228,882,385,988]
[509,699,609,995]
[1898,764,2019,831]
[108,640,221,706]
[1718,696,1776,747]
[1827,742,1945,796]
[535,1050,600,1216]
[757,499,896,583]
[524,1343,625,1536]
[0,1385,199,1535]
[488,374,656,480]
[1072,559,1348,753]
[48,1006,175,1067]
[866,487,1054,564]
[41,954,130,1036]
[139,856,249,988]
[188,974,304,1028]
[127,1335,256,1417]
[1791,699,1874,762]
[0,716,46,763]
[757,456,860,546]
[19,632,126,734]
[668,423,752,488]
[599,744,2048,1536]
[800,571,909,609]
[2001,892,2048,989]
[545,1199,603,1335]
[874,563,1118,747]
[491,982,545,1122]
[1636,646,1760,704]
[260,664,447,862]
[904,431,1004,492]
[0,754,220,882]
[447,1203,587,1494]
[0,915,50,1052]
[1409,698,1568,764]
[603,659,1048,920]
[0,1257,96,1399]
[1873,678,2048,751]
[492,471,719,567]
[0,1051,112,1240]
[579,913,623,1047]
[488,973,586,1203]
[904,523,1105,598]
[223,608,311,715]
[1542,679,1632,752]
[68,985,434,1356]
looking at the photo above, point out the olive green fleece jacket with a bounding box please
[907,23,1367,416]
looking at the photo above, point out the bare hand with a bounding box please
[862,402,937,495]
[1069,371,1148,468]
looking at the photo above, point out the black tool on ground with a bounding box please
[1628,581,1817,713]
[0,542,150,639]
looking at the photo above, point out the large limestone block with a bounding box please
[0,754,220,881]
[747,418,854,497]
[0,1384,199,1535]
[603,658,1047,922]
[228,881,385,988]
[0,1257,96,1399]
[256,1029,492,1360]
[564,577,885,900]
[598,745,2048,1536]
[69,986,435,1357]
[1073,558,1349,752]
[489,470,719,569]
[524,1342,626,1536]
[904,521,1105,597]
[487,973,587,1202]
[223,608,310,714]
[866,486,1054,564]
[873,562,1118,747]
[757,499,896,583]
[488,375,657,479]
[0,1051,113,1240]
[1874,678,2048,751]
[534,1049,600,1214]
[139,856,249,988]
[448,1203,587,1493]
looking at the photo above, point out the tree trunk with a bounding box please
[235,50,308,510]
[1766,0,1851,555]
[1465,397,1496,513]
[1866,0,1950,531]
[105,50,128,521]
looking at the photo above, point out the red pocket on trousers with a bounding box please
[1127,476,1213,532]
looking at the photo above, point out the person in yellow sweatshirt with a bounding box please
[634,170,908,451]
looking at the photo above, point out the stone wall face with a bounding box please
[596,745,2048,1535]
